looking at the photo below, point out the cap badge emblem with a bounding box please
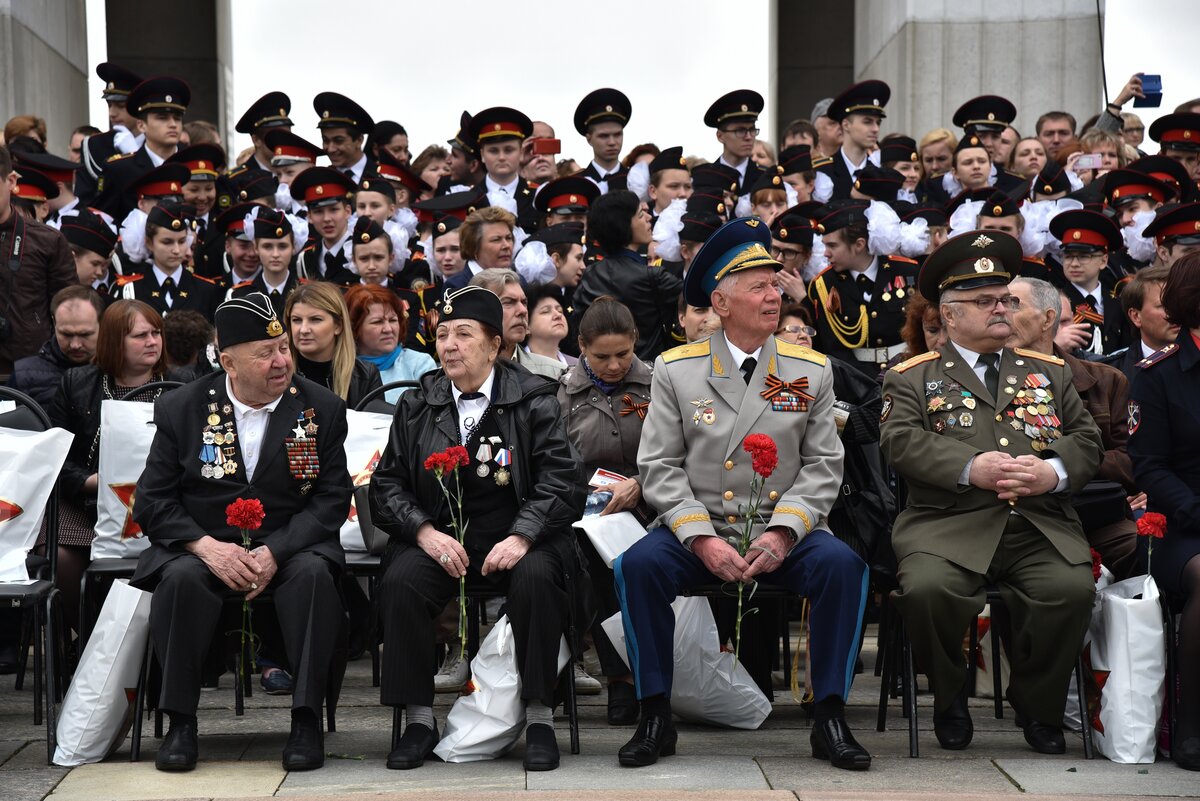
[971,234,994,248]
[746,219,760,228]
[437,222,446,233]
[780,228,788,238]
[275,227,284,236]
[1044,184,1052,192]
[569,194,577,203]
[1113,189,1121,199]
[1072,231,1082,240]
[165,95,172,103]
[987,112,996,120]
[275,147,283,155]
[605,105,613,112]
[361,233,370,242]
[1186,131,1193,139]
[993,205,1003,215]
[315,185,324,195]
[494,123,502,131]
[322,111,329,118]
[772,176,780,185]
[873,98,879,105]
[279,107,286,115]
[267,320,284,337]
[198,161,206,169]
[171,219,182,230]
[717,203,725,213]
[170,182,179,191]
[740,104,748,112]
[443,303,453,314]
[362,180,369,188]
[974,257,995,273]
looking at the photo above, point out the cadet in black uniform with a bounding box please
[314,92,375,184]
[575,88,632,193]
[952,95,1028,198]
[132,291,351,772]
[115,203,223,320]
[818,81,889,200]
[291,167,358,285]
[533,175,600,229]
[1048,209,1128,356]
[230,207,304,317]
[468,107,539,232]
[805,199,919,375]
[703,89,766,194]
[78,62,144,205]
[235,91,294,173]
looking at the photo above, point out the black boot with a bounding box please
[282,708,324,770]
[606,681,639,726]
[386,722,439,770]
[618,696,677,767]
[155,714,198,772]
[523,723,560,771]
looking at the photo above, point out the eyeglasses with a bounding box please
[778,324,816,337]
[1124,127,1145,135]
[722,127,760,139]
[770,246,806,262]
[944,295,1021,310]
[1061,252,1106,264]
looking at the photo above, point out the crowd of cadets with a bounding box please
[7,64,1200,375]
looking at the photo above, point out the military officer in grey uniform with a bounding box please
[880,230,1104,755]
[614,217,871,771]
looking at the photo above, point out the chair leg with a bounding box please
[32,606,43,727]
[966,615,979,699]
[391,706,402,751]
[1075,653,1093,760]
[876,602,895,733]
[902,623,919,758]
[234,648,245,717]
[131,639,153,762]
[874,592,890,677]
[43,596,58,765]
[15,608,29,692]
[368,576,381,688]
[989,619,1003,719]
[1166,604,1178,757]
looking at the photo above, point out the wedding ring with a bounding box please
[439,553,451,564]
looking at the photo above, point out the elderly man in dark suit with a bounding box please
[132,292,351,772]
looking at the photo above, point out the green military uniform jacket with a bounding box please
[880,343,1105,574]
[638,333,844,546]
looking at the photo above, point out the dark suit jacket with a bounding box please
[298,243,358,286]
[818,154,855,200]
[114,265,224,321]
[474,177,539,232]
[94,146,156,222]
[131,372,352,587]
[1062,282,1128,355]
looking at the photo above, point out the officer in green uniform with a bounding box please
[880,229,1104,755]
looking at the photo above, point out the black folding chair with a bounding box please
[77,380,184,651]
[355,379,420,417]
[0,387,65,764]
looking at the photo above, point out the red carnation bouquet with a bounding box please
[721,434,780,658]
[424,445,471,659]
[226,498,266,678]
[1136,512,1166,573]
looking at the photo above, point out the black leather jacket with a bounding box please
[368,359,587,554]
[8,338,78,407]
[570,250,683,363]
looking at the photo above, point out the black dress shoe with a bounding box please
[1175,737,1200,771]
[618,712,677,767]
[523,723,560,771]
[386,722,438,770]
[1023,720,1066,754]
[155,721,198,772]
[607,682,639,726]
[282,717,324,771]
[933,695,974,750]
[810,717,871,771]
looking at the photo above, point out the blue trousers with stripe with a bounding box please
[614,526,868,703]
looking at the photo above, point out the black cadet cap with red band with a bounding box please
[879,136,919,166]
[375,149,432,196]
[1103,168,1175,208]
[214,202,260,241]
[1149,112,1200,153]
[168,144,226,182]
[827,80,889,122]
[1048,209,1123,253]
[534,176,600,216]
[778,145,816,176]
[290,166,355,208]
[96,62,142,102]
[574,88,632,135]
[647,146,688,176]
[314,92,374,134]
[265,129,323,165]
[236,91,292,134]
[133,163,191,200]
[12,168,59,202]
[952,95,1016,134]
[704,89,764,128]
[1128,155,1196,202]
[468,107,533,145]
[1143,202,1200,246]
[12,151,78,187]
[126,77,190,117]
[61,210,118,257]
[918,229,1021,301]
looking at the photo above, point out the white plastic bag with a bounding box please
[54,580,152,765]
[434,614,570,762]
[0,425,73,581]
[92,400,156,559]
[973,604,1011,698]
[602,596,772,729]
[1086,574,1166,763]
[573,512,648,569]
[338,410,393,552]
[1065,565,1113,730]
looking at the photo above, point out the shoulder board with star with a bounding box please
[190,273,219,286]
[113,273,143,286]
[301,242,317,253]
[1013,347,1065,366]
[661,339,711,364]
[106,152,134,163]
[775,339,827,366]
[891,350,940,373]
[1137,342,1180,369]
[886,254,918,265]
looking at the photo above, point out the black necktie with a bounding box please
[161,276,176,305]
[324,251,340,276]
[979,353,1000,399]
[342,168,354,178]
[740,357,757,385]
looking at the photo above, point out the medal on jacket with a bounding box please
[691,398,714,425]
[494,447,512,486]
[303,408,318,436]
[285,412,320,479]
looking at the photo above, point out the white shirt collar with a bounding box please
[950,341,1001,370]
[225,375,285,416]
[262,273,289,293]
[466,259,484,276]
[485,174,520,195]
[347,152,368,182]
[451,367,496,406]
[840,147,881,176]
[590,160,620,179]
[151,262,183,285]
[1141,339,1157,359]
[321,229,350,261]
[718,154,748,180]
[724,333,762,368]
[851,257,879,286]
[1070,282,1102,302]
[146,147,166,168]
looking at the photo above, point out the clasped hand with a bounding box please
[693,527,793,583]
[968,451,1059,500]
[188,535,275,599]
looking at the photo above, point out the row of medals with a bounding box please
[1005,379,1061,451]
[201,401,238,479]
[926,382,978,431]
[475,436,511,486]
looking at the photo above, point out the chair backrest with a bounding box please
[119,380,186,401]
[354,380,419,414]
[0,387,56,575]
[354,484,390,556]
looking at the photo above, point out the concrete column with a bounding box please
[770,0,856,145]
[854,0,1104,143]
[0,0,89,155]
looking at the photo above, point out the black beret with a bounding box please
[437,285,503,334]
[216,292,286,350]
[60,210,118,257]
[352,215,388,246]
[146,202,191,233]
[251,207,293,240]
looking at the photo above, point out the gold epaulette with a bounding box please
[1137,342,1180,369]
[891,350,939,373]
[1013,347,1064,366]
[775,339,827,366]
[812,156,834,168]
[661,339,710,364]
[106,152,133,163]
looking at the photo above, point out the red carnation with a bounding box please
[742,434,779,478]
[1090,548,1102,582]
[226,498,265,531]
[424,445,470,477]
[1137,512,1167,539]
